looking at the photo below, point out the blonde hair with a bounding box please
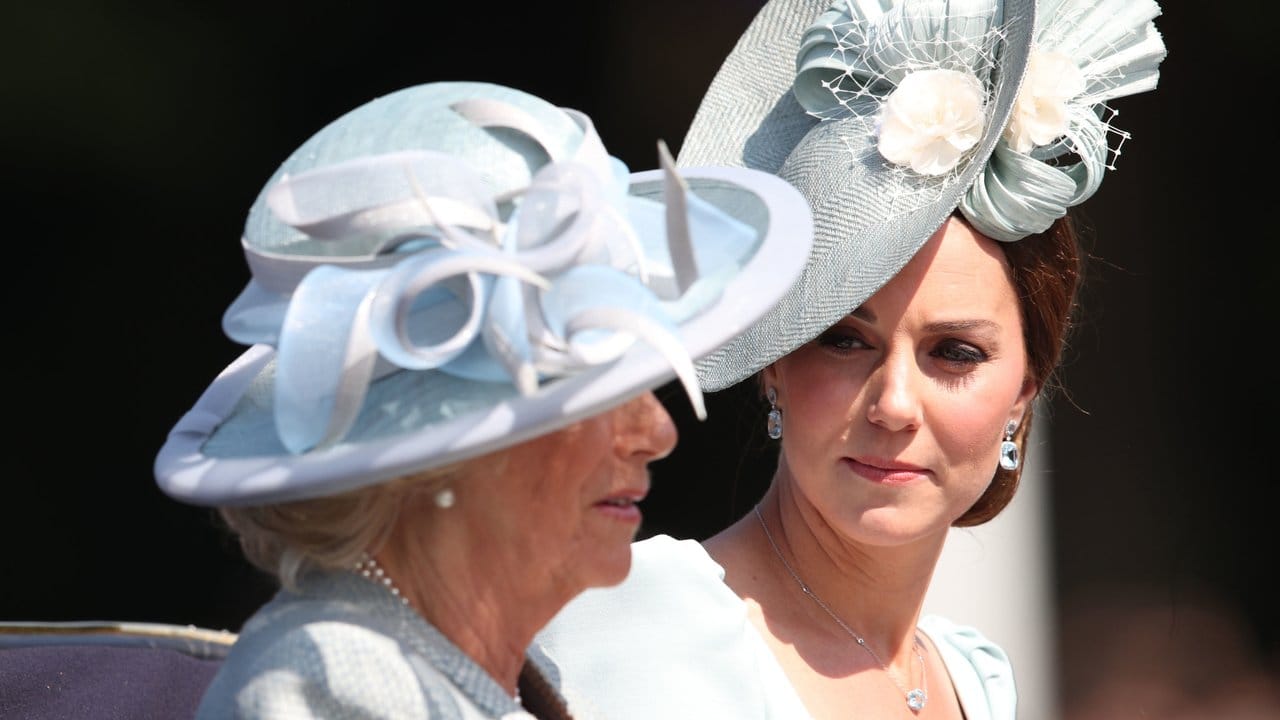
[218,467,457,590]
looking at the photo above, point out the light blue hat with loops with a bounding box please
[155,81,813,506]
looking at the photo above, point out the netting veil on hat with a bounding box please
[155,82,813,506]
[678,0,1166,390]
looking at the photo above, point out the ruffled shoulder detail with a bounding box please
[919,614,1017,720]
[535,535,803,719]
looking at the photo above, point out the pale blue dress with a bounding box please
[536,534,1016,720]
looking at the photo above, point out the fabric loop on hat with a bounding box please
[571,307,705,421]
[794,0,1001,119]
[449,97,571,164]
[961,83,1115,241]
[509,162,621,274]
[541,266,706,420]
[274,249,545,453]
[265,151,500,247]
[961,143,1075,241]
[557,109,619,189]
[275,265,384,454]
[1052,103,1111,204]
[243,151,503,300]
[367,248,550,371]
[452,100,619,196]
[251,113,761,452]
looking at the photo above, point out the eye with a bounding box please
[815,327,870,353]
[932,339,988,366]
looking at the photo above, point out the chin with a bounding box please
[848,509,947,546]
[583,549,634,590]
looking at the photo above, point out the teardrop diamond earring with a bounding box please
[766,387,783,440]
[998,420,1020,471]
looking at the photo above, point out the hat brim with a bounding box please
[678,0,1035,391]
[155,166,812,506]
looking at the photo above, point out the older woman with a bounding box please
[153,80,811,719]
[535,1,1166,718]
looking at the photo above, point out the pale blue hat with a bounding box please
[679,0,1167,390]
[155,81,813,506]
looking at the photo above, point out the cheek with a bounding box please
[558,420,616,481]
[524,425,615,517]
[775,352,860,423]
[786,386,854,444]
[935,380,1023,470]
[947,413,1004,466]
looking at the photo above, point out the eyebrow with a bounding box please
[849,307,1002,335]
[925,319,1003,334]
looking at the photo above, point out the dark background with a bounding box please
[5,1,1276,717]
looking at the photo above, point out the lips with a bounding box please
[594,490,647,522]
[845,456,929,485]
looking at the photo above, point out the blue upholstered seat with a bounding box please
[0,621,236,719]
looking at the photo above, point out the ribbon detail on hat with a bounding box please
[794,0,1164,241]
[236,100,753,453]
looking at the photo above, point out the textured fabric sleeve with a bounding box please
[202,621,441,719]
[919,614,1017,720]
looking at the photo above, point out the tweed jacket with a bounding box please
[197,570,570,719]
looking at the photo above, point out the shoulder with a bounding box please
[534,535,789,719]
[198,598,458,719]
[543,534,727,632]
[628,533,726,584]
[919,615,1017,720]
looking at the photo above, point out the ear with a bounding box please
[759,363,779,400]
[1011,375,1039,425]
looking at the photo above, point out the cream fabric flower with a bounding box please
[877,69,986,176]
[1003,50,1086,153]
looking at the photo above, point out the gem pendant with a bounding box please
[767,408,782,439]
[999,439,1019,470]
[906,688,927,712]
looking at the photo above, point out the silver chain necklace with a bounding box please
[754,505,928,713]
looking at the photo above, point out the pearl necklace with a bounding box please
[352,553,523,707]
[354,553,412,608]
[754,506,928,713]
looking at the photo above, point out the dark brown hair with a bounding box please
[954,213,1084,526]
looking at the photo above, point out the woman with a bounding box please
[153,80,812,718]
[535,1,1166,718]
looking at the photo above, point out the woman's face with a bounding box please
[766,217,1036,546]
[456,391,677,593]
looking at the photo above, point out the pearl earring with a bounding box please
[434,487,456,509]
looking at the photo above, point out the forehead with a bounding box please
[863,217,1017,319]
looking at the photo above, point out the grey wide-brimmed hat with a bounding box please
[155,81,813,506]
[679,0,1166,390]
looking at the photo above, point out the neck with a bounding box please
[374,522,577,695]
[716,486,945,666]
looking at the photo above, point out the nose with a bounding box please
[865,350,923,432]
[613,391,678,462]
